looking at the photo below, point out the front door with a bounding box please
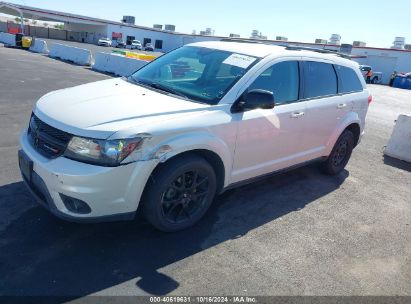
[231,60,307,183]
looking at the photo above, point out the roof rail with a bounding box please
[219,39,352,59]
[285,45,352,59]
[220,38,274,45]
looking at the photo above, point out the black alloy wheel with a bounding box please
[161,170,210,224]
[143,154,217,232]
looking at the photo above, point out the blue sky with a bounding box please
[3,0,411,47]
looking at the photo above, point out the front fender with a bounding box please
[323,111,362,156]
[143,131,233,188]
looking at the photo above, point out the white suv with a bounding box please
[97,37,112,47]
[19,41,371,231]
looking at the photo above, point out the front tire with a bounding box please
[142,155,217,232]
[321,130,355,175]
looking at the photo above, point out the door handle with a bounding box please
[337,103,347,109]
[291,111,305,118]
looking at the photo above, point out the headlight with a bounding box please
[64,136,143,166]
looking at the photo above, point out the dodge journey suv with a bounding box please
[19,41,370,231]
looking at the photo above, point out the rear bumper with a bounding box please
[357,130,365,146]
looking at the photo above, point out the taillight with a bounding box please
[368,95,373,105]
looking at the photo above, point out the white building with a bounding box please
[267,39,411,84]
[1,1,410,83]
[0,1,220,52]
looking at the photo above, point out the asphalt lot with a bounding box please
[41,38,164,59]
[0,45,410,298]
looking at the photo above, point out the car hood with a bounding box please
[34,78,211,139]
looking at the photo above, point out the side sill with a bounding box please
[222,157,326,192]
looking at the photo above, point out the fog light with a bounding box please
[60,194,91,214]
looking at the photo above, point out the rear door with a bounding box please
[298,60,352,159]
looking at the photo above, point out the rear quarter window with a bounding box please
[336,65,363,93]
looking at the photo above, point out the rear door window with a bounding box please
[303,61,337,99]
[335,65,363,93]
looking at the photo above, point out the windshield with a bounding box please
[130,46,259,104]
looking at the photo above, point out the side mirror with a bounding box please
[233,89,275,112]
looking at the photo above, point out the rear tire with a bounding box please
[142,154,217,232]
[321,130,355,175]
[371,77,378,84]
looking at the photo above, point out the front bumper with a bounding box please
[19,131,158,222]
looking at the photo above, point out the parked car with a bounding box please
[359,65,383,84]
[97,37,112,47]
[144,43,154,51]
[18,41,371,232]
[130,40,142,50]
[112,39,126,48]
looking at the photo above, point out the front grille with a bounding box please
[28,114,72,158]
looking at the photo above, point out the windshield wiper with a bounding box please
[129,77,188,99]
[148,82,189,99]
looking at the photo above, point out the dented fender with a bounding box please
[142,131,233,188]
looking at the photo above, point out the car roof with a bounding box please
[188,41,358,68]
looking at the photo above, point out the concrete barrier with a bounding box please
[93,52,148,76]
[29,39,48,54]
[384,114,411,162]
[0,32,16,46]
[92,52,111,73]
[49,43,92,65]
